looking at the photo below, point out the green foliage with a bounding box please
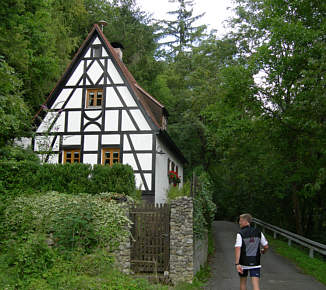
[90,163,137,197]
[0,58,31,146]
[37,163,92,194]
[0,160,40,196]
[167,181,191,200]
[158,0,207,58]
[0,145,39,162]
[0,0,84,111]
[0,245,168,289]
[193,175,217,239]
[0,161,137,197]
[4,192,131,251]
[2,234,55,279]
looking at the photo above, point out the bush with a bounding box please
[2,234,55,279]
[193,175,217,239]
[0,161,137,197]
[0,145,39,162]
[90,163,136,197]
[4,192,132,252]
[167,181,191,201]
[0,160,40,196]
[37,163,92,194]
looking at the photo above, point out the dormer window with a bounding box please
[93,45,102,57]
[86,89,103,107]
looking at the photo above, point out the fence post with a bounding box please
[309,248,314,258]
[288,239,292,246]
[273,231,277,239]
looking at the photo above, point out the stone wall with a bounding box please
[194,232,208,275]
[112,197,209,284]
[169,196,194,284]
[112,203,131,274]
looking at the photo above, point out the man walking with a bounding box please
[235,213,269,290]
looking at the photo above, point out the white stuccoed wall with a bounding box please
[155,136,184,204]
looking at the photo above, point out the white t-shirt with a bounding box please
[234,232,268,269]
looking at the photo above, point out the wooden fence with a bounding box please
[130,203,170,273]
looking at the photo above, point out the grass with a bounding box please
[266,233,326,285]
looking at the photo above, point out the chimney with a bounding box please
[111,42,124,61]
[98,20,107,31]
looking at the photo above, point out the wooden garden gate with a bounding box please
[130,203,170,273]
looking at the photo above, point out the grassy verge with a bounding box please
[266,234,326,285]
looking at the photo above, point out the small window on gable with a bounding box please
[93,45,102,58]
[102,148,120,166]
[87,89,103,108]
[64,149,80,163]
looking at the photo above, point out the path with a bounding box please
[205,221,326,290]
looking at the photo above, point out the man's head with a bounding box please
[239,213,252,228]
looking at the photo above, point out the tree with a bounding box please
[158,0,207,58]
[0,0,86,112]
[227,0,326,235]
[0,57,31,146]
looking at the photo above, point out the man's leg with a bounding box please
[240,276,247,290]
[251,277,260,290]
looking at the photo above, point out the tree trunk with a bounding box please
[292,189,303,235]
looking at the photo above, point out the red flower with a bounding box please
[168,170,181,185]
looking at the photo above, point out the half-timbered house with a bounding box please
[33,23,186,203]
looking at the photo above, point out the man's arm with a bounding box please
[260,232,269,254]
[261,244,269,254]
[235,247,243,274]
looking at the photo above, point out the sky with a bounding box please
[136,0,236,37]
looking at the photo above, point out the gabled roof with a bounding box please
[34,24,186,164]
[34,24,166,128]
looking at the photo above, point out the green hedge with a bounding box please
[0,161,136,197]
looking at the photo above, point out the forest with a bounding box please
[1,0,326,243]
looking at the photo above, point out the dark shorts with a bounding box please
[239,268,260,278]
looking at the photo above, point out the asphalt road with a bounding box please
[205,221,326,290]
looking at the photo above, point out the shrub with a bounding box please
[0,160,40,196]
[0,145,39,162]
[2,233,55,279]
[167,181,191,200]
[90,163,136,197]
[4,192,132,252]
[0,161,137,197]
[193,175,217,239]
[37,163,92,194]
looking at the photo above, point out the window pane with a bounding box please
[74,152,79,158]
[88,94,94,106]
[66,152,71,158]
[105,159,110,165]
[113,159,119,163]
[66,159,71,163]
[96,98,102,106]
[105,152,110,158]
[93,46,101,57]
[113,152,119,158]
[73,159,78,163]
